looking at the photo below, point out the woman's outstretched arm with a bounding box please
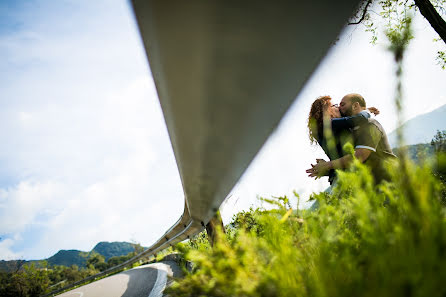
[331,108,378,134]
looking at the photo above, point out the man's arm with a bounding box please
[306,148,372,177]
[355,148,372,162]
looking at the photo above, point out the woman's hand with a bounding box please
[367,107,380,115]
[306,159,331,179]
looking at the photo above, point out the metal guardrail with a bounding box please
[42,202,203,296]
[42,0,360,295]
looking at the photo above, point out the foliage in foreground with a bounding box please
[168,155,446,297]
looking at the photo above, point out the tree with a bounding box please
[431,130,446,203]
[86,253,107,272]
[0,263,50,297]
[229,207,264,235]
[131,243,145,256]
[106,252,135,269]
[349,0,446,68]
[22,264,50,297]
[431,129,446,152]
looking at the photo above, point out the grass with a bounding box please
[167,155,446,297]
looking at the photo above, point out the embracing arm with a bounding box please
[331,110,371,134]
[329,148,371,169]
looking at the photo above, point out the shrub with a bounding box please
[167,158,446,297]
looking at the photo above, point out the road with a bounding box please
[57,261,182,297]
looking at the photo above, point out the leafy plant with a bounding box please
[167,156,446,297]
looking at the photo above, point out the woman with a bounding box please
[307,95,378,184]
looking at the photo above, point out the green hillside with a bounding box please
[91,242,135,261]
[46,250,89,267]
[0,260,26,273]
[388,104,446,146]
[0,241,141,272]
[393,142,435,163]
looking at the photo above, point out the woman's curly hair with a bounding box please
[308,95,332,144]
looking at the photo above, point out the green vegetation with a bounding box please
[0,241,141,274]
[2,144,445,297]
[393,142,434,162]
[349,0,446,68]
[167,144,446,297]
[91,241,137,261]
[0,243,145,296]
[46,250,90,268]
[0,263,51,297]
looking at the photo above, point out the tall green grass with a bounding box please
[168,156,446,297]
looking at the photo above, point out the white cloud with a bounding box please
[0,180,64,234]
[30,155,183,258]
[0,238,22,260]
[0,0,181,260]
[0,77,184,259]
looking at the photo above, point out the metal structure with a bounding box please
[43,0,360,295]
[131,0,360,244]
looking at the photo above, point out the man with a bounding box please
[307,93,397,184]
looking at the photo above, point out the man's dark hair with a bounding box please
[350,94,366,108]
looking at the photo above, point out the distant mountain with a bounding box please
[0,241,139,272]
[393,143,435,163]
[388,104,446,147]
[47,249,89,268]
[91,242,135,261]
[0,260,26,273]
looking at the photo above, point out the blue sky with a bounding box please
[0,0,183,259]
[0,0,445,260]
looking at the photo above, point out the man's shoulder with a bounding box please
[367,118,382,126]
[353,118,381,131]
[352,117,385,148]
[364,118,385,132]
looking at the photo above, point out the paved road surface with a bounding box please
[57,261,182,297]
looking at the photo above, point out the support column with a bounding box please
[205,211,225,247]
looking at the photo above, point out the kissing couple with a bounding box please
[306,93,397,186]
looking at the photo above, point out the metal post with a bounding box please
[205,211,225,247]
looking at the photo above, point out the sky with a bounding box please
[0,0,445,261]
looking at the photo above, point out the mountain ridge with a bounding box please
[0,241,140,272]
[388,104,446,147]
